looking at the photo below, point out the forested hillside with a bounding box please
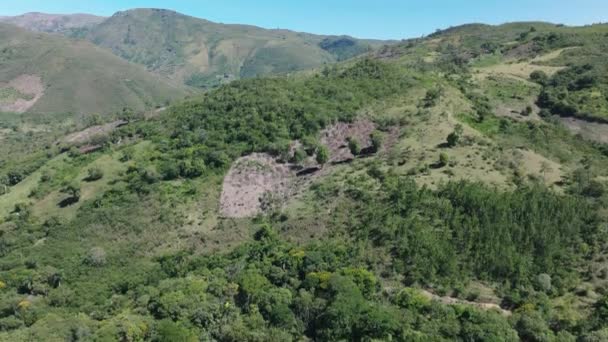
[0,19,608,341]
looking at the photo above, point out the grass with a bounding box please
[0,154,69,218]
[0,87,33,104]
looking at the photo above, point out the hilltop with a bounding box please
[0,12,104,34]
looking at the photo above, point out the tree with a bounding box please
[530,70,548,86]
[154,320,197,342]
[316,146,329,165]
[423,88,442,108]
[535,273,552,292]
[85,247,107,267]
[86,168,104,182]
[522,105,534,116]
[438,153,449,167]
[347,137,361,156]
[446,124,463,147]
[291,148,307,164]
[61,182,80,201]
[370,131,384,153]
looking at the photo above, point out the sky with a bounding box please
[1,0,607,40]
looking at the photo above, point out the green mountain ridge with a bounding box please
[0,23,190,118]
[79,8,389,86]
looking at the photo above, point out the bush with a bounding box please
[536,273,552,292]
[86,168,104,182]
[291,148,307,164]
[61,181,81,201]
[85,247,107,267]
[530,70,548,85]
[316,146,329,165]
[446,124,463,147]
[438,153,449,167]
[370,131,384,153]
[423,88,442,108]
[393,288,430,310]
[347,137,361,156]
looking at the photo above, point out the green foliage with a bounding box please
[157,59,410,175]
[347,137,362,156]
[370,131,384,153]
[84,9,385,86]
[347,176,598,287]
[530,70,549,85]
[316,146,329,165]
[447,124,464,147]
[85,167,103,182]
[438,152,449,167]
[60,181,80,201]
[538,63,608,122]
[423,87,443,107]
[393,288,431,310]
[2,21,608,341]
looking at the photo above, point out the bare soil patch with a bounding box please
[62,120,128,145]
[0,74,44,113]
[320,119,376,163]
[220,119,398,218]
[220,153,295,218]
[559,117,608,144]
[420,289,511,316]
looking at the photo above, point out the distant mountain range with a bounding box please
[1,9,390,88]
[0,12,105,33]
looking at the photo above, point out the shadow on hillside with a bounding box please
[58,197,79,208]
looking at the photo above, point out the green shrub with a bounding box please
[86,168,104,182]
[316,146,329,165]
[347,137,361,156]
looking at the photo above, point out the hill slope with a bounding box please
[0,23,189,118]
[1,21,608,341]
[0,12,104,34]
[83,8,387,87]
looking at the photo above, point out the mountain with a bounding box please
[82,8,388,86]
[2,18,608,341]
[0,12,105,34]
[0,23,189,118]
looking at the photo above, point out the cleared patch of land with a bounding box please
[61,120,128,145]
[220,153,294,218]
[0,74,44,113]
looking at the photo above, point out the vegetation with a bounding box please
[81,9,387,87]
[1,14,608,341]
[0,23,187,117]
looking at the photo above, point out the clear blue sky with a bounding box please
[2,0,607,39]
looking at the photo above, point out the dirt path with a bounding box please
[62,120,128,145]
[420,290,512,316]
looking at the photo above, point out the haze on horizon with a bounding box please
[1,0,607,40]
